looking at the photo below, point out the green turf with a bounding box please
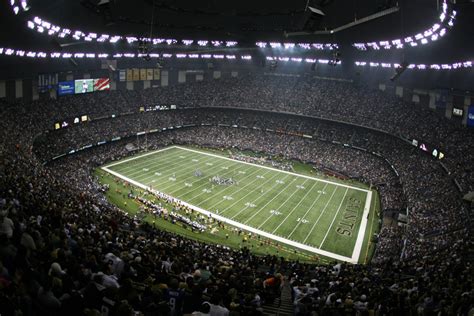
[101,146,379,263]
[96,169,328,263]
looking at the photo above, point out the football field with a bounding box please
[102,146,374,263]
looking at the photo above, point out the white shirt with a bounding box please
[210,304,229,316]
[0,217,14,238]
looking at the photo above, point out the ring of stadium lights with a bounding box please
[0,48,342,66]
[0,47,254,60]
[11,1,337,51]
[354,60,472,70]
[10,0,454,52]
[25,16,339,51]
[10,0,239,47]
[353,0,456,51]
[25,16,239,47]
[9,0,30,15]
[265,56,341,65]
[256,42,339,51]
[3,47,470,71]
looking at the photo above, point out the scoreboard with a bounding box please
[57,78,110,96]
[74,79,94,94]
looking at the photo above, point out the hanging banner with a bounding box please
[140,69,147,81]
[126,69,133,81]
[38,73,58,93]
[147,69,154,80]
[94,78,111,91]
[153,69,161,80]
[132,68,140,81]
[119,70,126,82]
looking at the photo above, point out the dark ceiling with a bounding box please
[0,0,472,63]
[18,0,438,40]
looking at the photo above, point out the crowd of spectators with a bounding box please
[0,72,472,315]
[1,73,472,191]
[32,106,469,258]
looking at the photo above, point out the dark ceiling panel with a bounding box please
[0,0,471,62]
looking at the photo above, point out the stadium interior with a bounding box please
[0,0,473,315]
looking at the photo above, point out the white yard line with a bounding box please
[162,159,235,193]
[101,146,373,264]
[230,174,291,220]
[105,146,178,168]
[256,179,310,230]
[116,151,198,178]
[168,161,251,200]
[176,146,369,193]
[101,166,358,263]
[168,157,256,193]
[107,148,192,174]
[242,177,302,225]
[206,169,274,211]
[272,181,320,234]
[287,183,329,239]
[149,156,231,192]
[319,188,349,248]
[350,191,372,262]
[188,163,266,205]
[364,193,376,264]
[218,171,277,214]
[302,186,339,244]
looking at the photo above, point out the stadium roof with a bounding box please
[0,0,472,69]
[3,0,471,42]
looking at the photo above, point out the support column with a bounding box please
[15,79,23,99]
[395,86,403,98]
[0,81,5,98]
[161,71,169,87]
[178,71,186,83]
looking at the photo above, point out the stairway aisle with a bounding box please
[262,280,294,316]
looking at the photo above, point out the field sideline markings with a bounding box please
[130,150,226,181]
[192,165,271,206]
[229,174,291,220]
[149,155,232,192]
[350,190,372,262]
[217,170,282,215]
[242,176,303,225]
[102,146,372,264]
[162,158,239,194]
[170,160,252,199]
[205,169,274,211]
[271,181,319,234]
[107,145,369,193]
[101,165,358,263]
[181,161,262,203]
[109,150,230,194]
[131,149,241,189]
[112,150,196,178]
[113,151,197,177]
[175,146,370,193]
[302,186,339,244]
[364,192,377,264]
[104,146,178,168]
[318,188,349,248]
[256,179,310,230]
[286,183,329,239]
[172,160,260,202]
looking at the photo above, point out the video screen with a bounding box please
[57,81,75,96]
[74,79,94,94]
